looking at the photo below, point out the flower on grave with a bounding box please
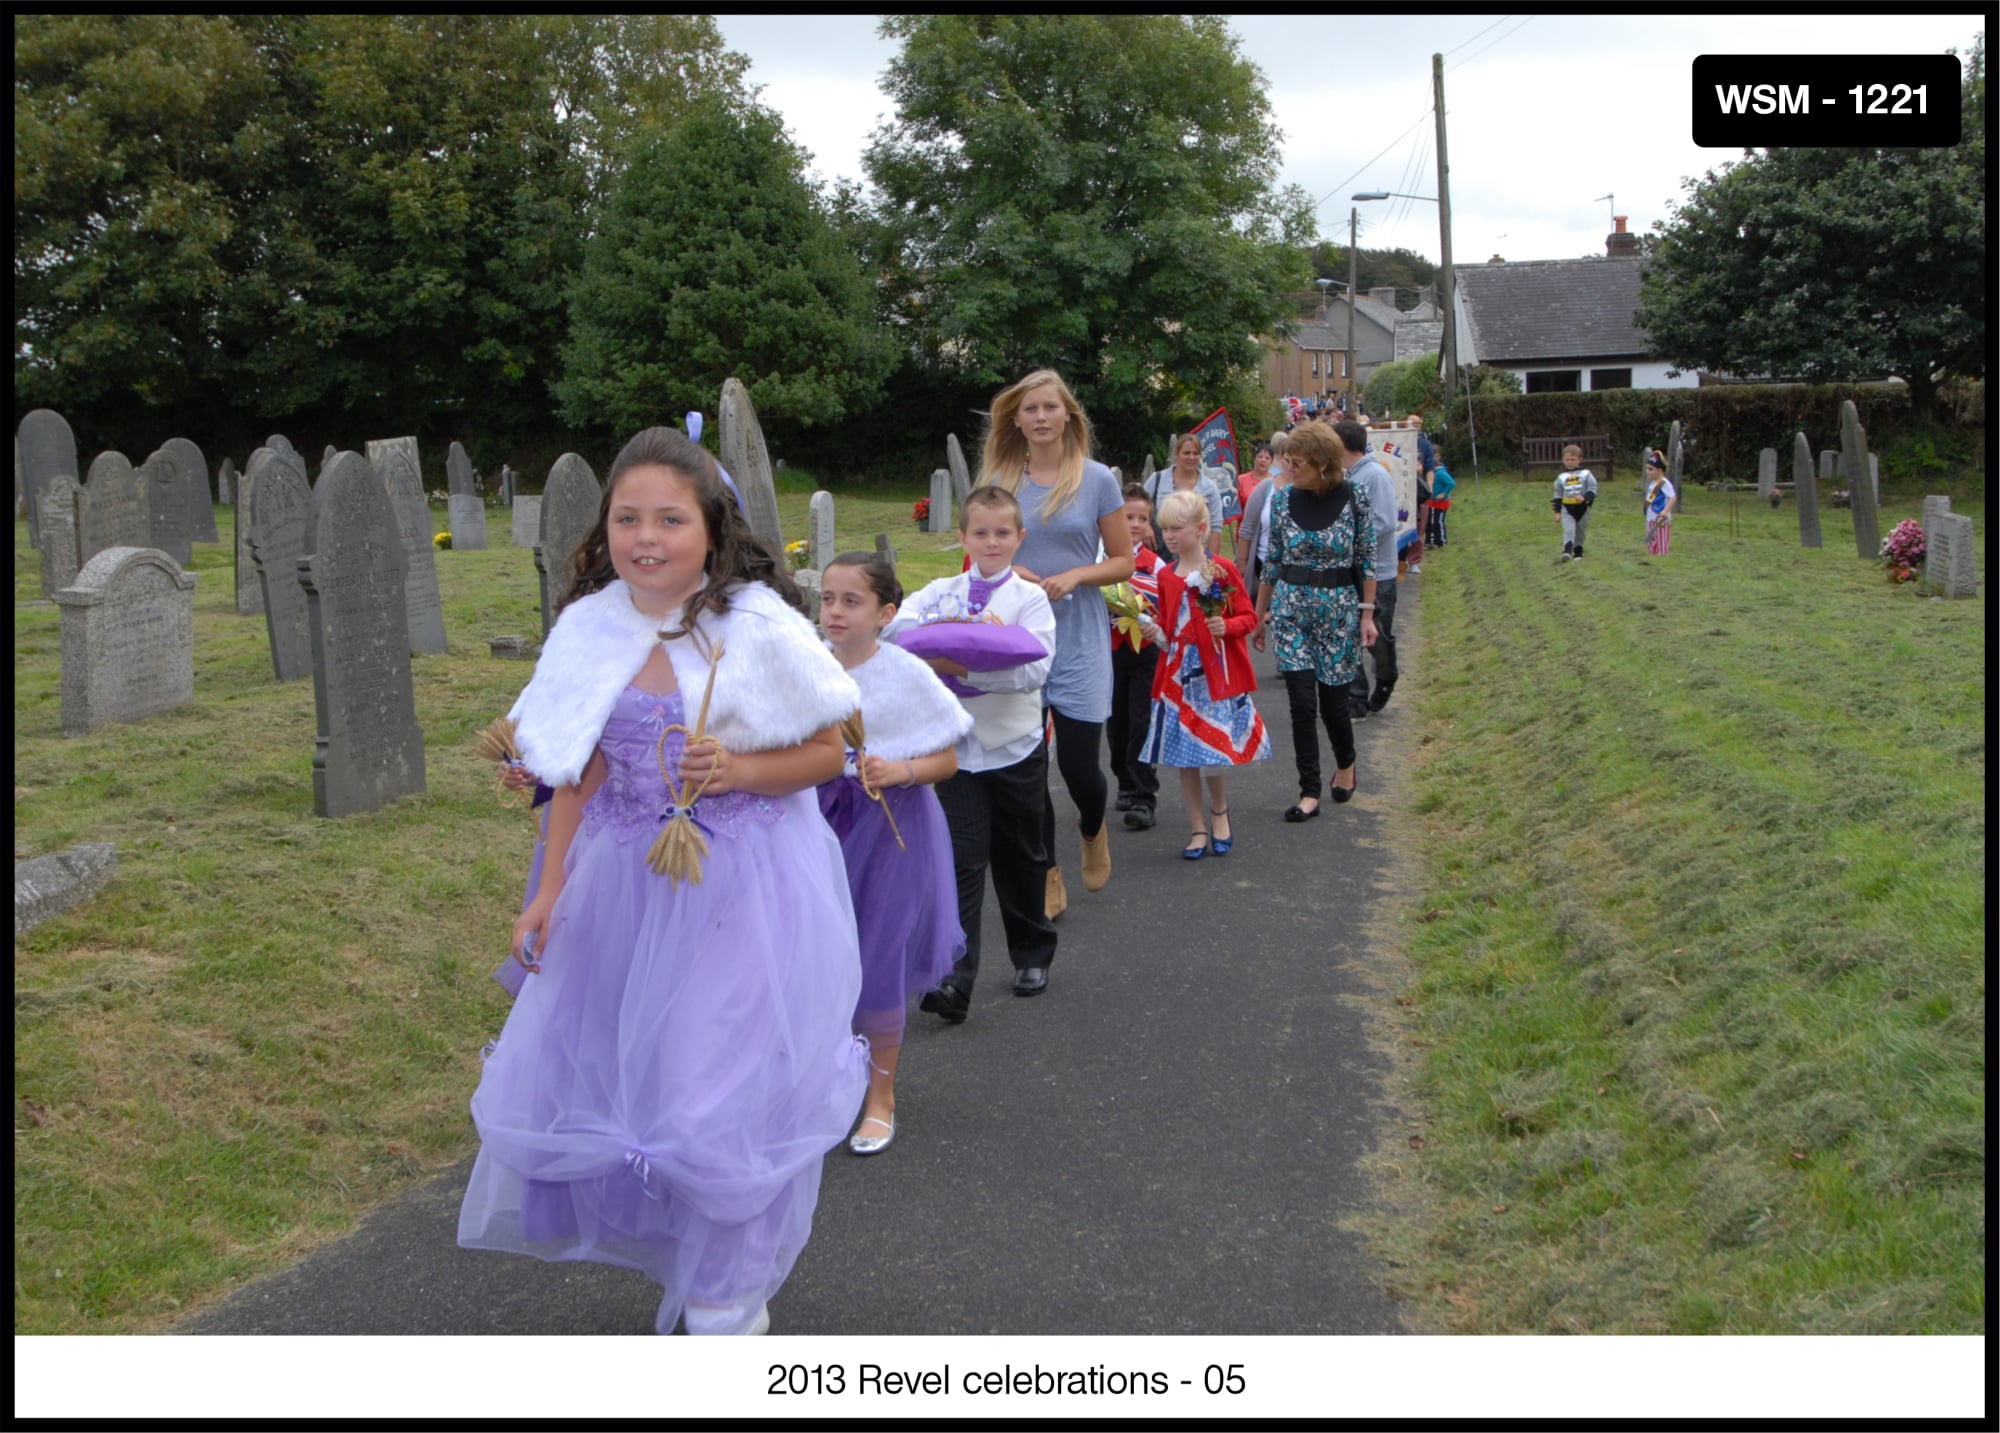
[433,530,452,550]
[912,496,931,525]
[1879,519,1926,574]
[784,539,810,571]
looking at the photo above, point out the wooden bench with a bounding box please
[1522,434,1613,484]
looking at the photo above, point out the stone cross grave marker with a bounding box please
[217,456,236,506]
[1792,433,1821,549]
[247,446,314,680]
[53,547,197,736]
[162,437,217,543]
[537,454,602,636]
[38,474,84,599]
[299,451,428,818]
[1839,401,1879,559]
[809,489,837,570]
[80,451,150,564]
[511,495,542,548]
[365,438,448,655]
[719,377,783,549]
[1757,448,1777,499]
[1926,513,1978,598]
[945,433,972,510]
[19,409,79,550]
[143,447,194,566]
[928,469,953,534]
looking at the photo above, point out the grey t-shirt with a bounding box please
[1015,459,1124,722]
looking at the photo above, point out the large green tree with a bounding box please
[555,96,895,444]
[1636,42,1983,413]
[863,14,1314,459]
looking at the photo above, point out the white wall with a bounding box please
[1503,360,1699,392]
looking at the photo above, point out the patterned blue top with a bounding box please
[1014,459,1124,722]
[1266,482,1375,688]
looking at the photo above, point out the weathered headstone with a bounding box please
[365,438,448,655]
[928,469,953,534]
[1867,454,1879,505]
[15,842,117,938]
[536,454,602,636]
[266,434,296,456]
[511,495,542,549]
[448,492,489,550]
[161,438,217,543]
[500,464,514,507]
[1818,449,1837,482]
[37,475,84,599]
[1665,420,1685,495]
[945,432,972,510]
[20,409,80,550]
[1793,433,1821,549]
[53,547,197,735]
[142,447,195,566]
[1110,466,1123,483]
[322,444,338,471]
[488,636,540,661]
[874,531,897,569]
[447,441,475,495]
[233,457,260,614]
[719,377,783,548]
[217,457,236,507]
[13,437,19,518]
[1839,400,1878,559]
[808,490,837,569]
[1925,513,1978,598]
[247,446,314,680]
[1757,448,1777,499]
[299,452,427,818]
[79,451,150,563]
[1921,495,1952,556]
[1141,453,1156,483]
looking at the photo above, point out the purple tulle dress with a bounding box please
[459,685,871,1334]
[816,775,963,1050]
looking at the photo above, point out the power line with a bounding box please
[1310,105,1434,212]
[1453,15,1535,70]
[1442,15,1512,58]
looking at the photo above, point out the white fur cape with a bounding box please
[509,579,861,787]
[844,641,974,763]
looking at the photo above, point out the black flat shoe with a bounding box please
[1122,804,1156,830]
[1284,800,1321,822]
[1114,792,1136,812]
[1330,765,1358,803]
[919,982,970,1023]
[1012,967,1049,997]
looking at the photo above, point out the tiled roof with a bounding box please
[1455,257,1648,364]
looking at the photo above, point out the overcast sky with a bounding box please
[716,11,1981,269]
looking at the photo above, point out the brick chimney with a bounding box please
[1606,215,1639,259]
[1488,254,1505,263]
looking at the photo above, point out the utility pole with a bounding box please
[1346,207,1358,414]
[1432,52,1457,394]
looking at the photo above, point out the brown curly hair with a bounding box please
[563,427,802,636]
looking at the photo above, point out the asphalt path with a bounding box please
[181,585,1423,1338]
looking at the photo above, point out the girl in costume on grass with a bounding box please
[459,426,869,1337]
[816,550,972,1155]
[1643,448,1677,556]
[1142,489,1270,859]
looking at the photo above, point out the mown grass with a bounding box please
[12,473,953,1334]
[1359,471,1986,1333]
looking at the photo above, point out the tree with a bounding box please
[1311,243,1438,307]
[1636,44,1983,413]
[864,15,1314,460]
[555,97,895,444]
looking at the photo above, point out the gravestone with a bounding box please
[1926,513,1977,598]
[161,438,217,543]
[322,444,338,471]
[19,409,80,550]
[808,490,837,571]
[448,493,488,551]
[511,494,542,548]
[365,438,448,655]
[1868,454,1879,504]
[945,433,972,510]
[500,464,514,507]
[1140,453,1156,483]
[15,843,117,938]
[447,441,475,496]
[719,377,783,548]
[1665,420,1685,494]
[299,451,427,818]
[38,475,84,599]
[217,457,236,506]
[142,448,194,566]
[1818,450,1837,482]
[928,469,953,534]
[1921,495,1951,556]
[79,451,150,563]
[488,636,540,661]
[233,457,259,614]
[536,454,602,636]
[1111,466,1123,483]
[266,434,296,456]
[246,446,314,680]
[1839,401,1879,559]
[874,531,896,568]
[53,547,197,735]
[1792,433,1821,549]
[13,437,19,518]
[1757,448,1777,499]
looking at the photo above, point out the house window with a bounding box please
[1590,368,1633,390]
[1526,370,1582,393]
[1339,353,1348,378]
[1310,352,1318,376]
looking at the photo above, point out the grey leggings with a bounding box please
[1560,507,1591,552]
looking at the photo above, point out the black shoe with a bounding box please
[1285,798,1321,822]
[1368,684,1395,713]
[919,982,970,1023]
[1347,701,1370,720]
[1012,967,1049,997]
[1114,792,1136,812]
[1122,803,1156,830]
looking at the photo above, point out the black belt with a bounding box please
[1277,563,1359,589]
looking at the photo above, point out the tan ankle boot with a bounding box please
[1044,866,1068,921]
[1079,822,1111,892]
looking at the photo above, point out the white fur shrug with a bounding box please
[509,579,861,787]
[844,641,974,762]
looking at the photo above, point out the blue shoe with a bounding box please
[1183,832,1210,860]
[1209,808,1233,855]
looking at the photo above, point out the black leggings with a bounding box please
[1041,707,1109,855]
[1281,670,1356,798]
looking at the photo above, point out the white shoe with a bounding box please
[685,1299,771,1336]
[848,1114,895,1155]
[1407,563,1421,574]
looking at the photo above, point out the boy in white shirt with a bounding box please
[889,486,1060,1018]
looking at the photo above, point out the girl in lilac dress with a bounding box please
[816,552,971,1156]
[459,427,869,1337]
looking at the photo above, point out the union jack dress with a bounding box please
[1139,592,1271,770]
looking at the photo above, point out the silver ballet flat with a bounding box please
[848,1114,896,1155]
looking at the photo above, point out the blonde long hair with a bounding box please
[981,368,1094,520]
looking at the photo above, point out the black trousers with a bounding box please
[1346,577,1399,706]
[935,747,1057,993]
[1282,669,1356,798]
[1106,644,1161,806]
[1039,707,1109,862]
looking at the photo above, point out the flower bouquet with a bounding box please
[1879,519,1926,583]
[912,496,932,526]
[1103,581,1153,648]
[1184,561,1237,619]
[433,529,452,551]
[784,539,810,571]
